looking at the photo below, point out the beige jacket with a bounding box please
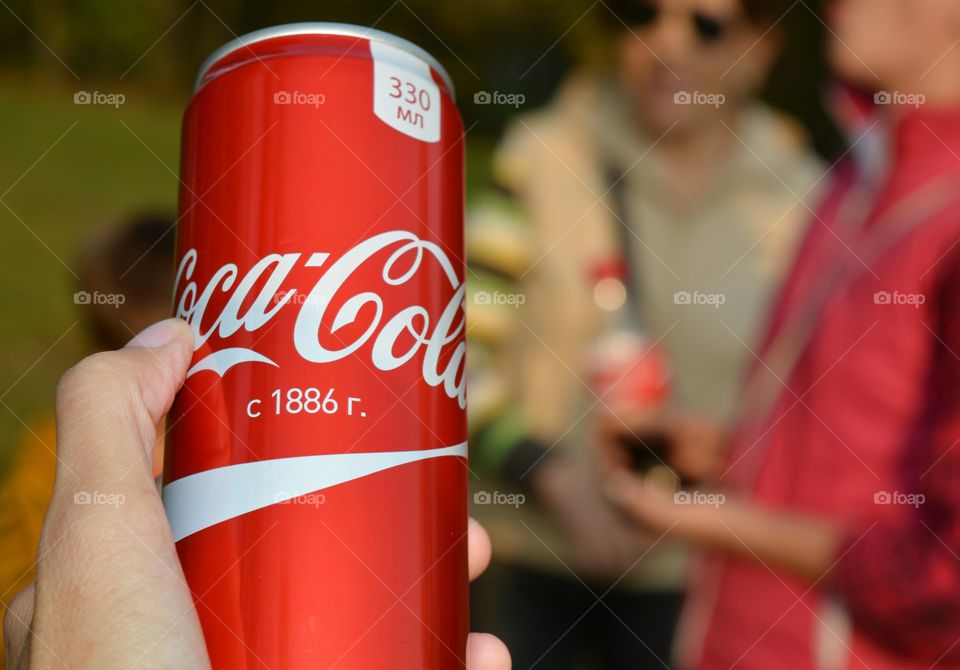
[468,72,823,588]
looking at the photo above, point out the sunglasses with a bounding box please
[614,2,740,44]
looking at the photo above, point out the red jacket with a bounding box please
[686,103,960,669]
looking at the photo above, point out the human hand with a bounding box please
[533,453,663,580]
[596,407,728,484]
[601,468,702,538]
[594,411,725,540]
[602,467,841,585]
[3,319,510,670]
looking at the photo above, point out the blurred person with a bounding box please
[0,212,175,667]
[601,0,960,668]
[2,318,511,669]
[73,212,177,353]
[466,0,823,667]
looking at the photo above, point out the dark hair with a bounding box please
[76,211,176,350]
[604,0,789,28]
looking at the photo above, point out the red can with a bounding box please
[163,23,467,669]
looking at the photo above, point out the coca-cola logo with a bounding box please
[174,230,466,408]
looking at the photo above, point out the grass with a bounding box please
[0,81,186,471]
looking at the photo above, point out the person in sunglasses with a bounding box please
[601,0,960,668]
[466,0,821,668]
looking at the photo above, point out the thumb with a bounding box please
[30,318,208,668]
[53,317,193,490]
[603,468,658,522]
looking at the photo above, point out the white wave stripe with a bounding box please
[162,442,468,542]
[186,347,278,378]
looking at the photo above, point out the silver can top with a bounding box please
[195,22,455,99]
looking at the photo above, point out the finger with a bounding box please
[3,583,35,666]
[31,319,209,668]
[466,632,512,670]
[603,468,650,518]
[467,517,492,582]
[594,436,631,475]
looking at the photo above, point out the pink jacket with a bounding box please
[684,103,960,670]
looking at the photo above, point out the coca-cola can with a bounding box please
[162,23,467,669]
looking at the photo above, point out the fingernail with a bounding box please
[126,318,187,349]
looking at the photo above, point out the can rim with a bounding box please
[195,22,456,99]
